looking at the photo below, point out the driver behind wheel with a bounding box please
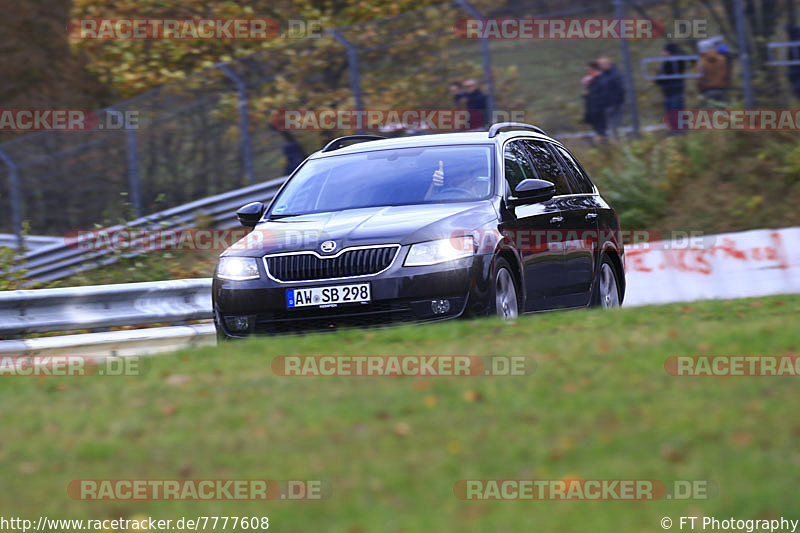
[425,158,490,200]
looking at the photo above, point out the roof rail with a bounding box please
[487,122,547,138]
[321,135,386,152]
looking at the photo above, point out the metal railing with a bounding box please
[10,176,285,282]
[0,278,212,336]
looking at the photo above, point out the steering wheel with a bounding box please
[432,187,473,200]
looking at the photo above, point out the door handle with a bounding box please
[549,216,564,225]
[585,212,598,221]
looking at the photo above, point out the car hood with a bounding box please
[223,201,497,256]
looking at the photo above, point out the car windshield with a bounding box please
[268,145,494,217]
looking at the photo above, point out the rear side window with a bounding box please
[521,140,572,196]
[552,145,594,194]
[503,140,536,192]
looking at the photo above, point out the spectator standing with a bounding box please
[656,43,686,132]
[280,131,306,175]
[449,81,466,107]
[582,61,606,143]
[597,56,625,140]
[697,41,730,107]
[463,78,489,129]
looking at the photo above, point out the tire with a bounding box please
[492,257,519,319]
[591,255,621,309]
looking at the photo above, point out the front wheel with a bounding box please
[591,256,621,309]
[493,257,519,319]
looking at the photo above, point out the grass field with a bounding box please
[2,295,800,532]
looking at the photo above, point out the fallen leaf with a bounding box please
[660,444,684,462]
[166,374,192,386]
[462,390,482,402]
[732,432,752,446]
[18,462,38,474]
[393,422,411,436]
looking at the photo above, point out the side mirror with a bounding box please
[236,202,266,228]
[509,179,556,205]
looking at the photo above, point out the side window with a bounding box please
[521,140,572,196]
[503,140,536,193]
[553,145,594,194]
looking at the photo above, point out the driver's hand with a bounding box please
[432,160,444,187]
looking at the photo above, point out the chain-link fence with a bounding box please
[1,0,798,240]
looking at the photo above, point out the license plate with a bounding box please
[286,283,371,308]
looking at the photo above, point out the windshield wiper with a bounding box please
[268,213,303,220]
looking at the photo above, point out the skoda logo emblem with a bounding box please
[320,240,337,253]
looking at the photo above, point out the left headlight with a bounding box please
[404,237,474,266]
[216,256,260,280]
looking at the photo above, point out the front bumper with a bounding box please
[213,251,494,337]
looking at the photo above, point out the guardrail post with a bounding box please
[328,29,366,134]
[110,108,143,218]
[455,0,496,122]
[614,0,640,137]
[0,148,23,249]
[218,63,256,184]
[733,0,755,107]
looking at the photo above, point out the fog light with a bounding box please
[224,315,251,332]
[431,299,451,315]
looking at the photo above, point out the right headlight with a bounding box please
[216,256,260,280]
[404,237,474,266]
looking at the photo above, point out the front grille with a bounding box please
[265,245,398,282]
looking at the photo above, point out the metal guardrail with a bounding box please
[0,278,212,336]
[10,176,285,282]
[0,233,61,251]
[0,323,216,357]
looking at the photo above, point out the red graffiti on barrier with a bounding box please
[625,232,789,275]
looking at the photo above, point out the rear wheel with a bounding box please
[493,258,519,319]
[592,256,620,309]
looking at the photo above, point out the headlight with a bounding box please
[216,256,260,280]
[404,237,474,266]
